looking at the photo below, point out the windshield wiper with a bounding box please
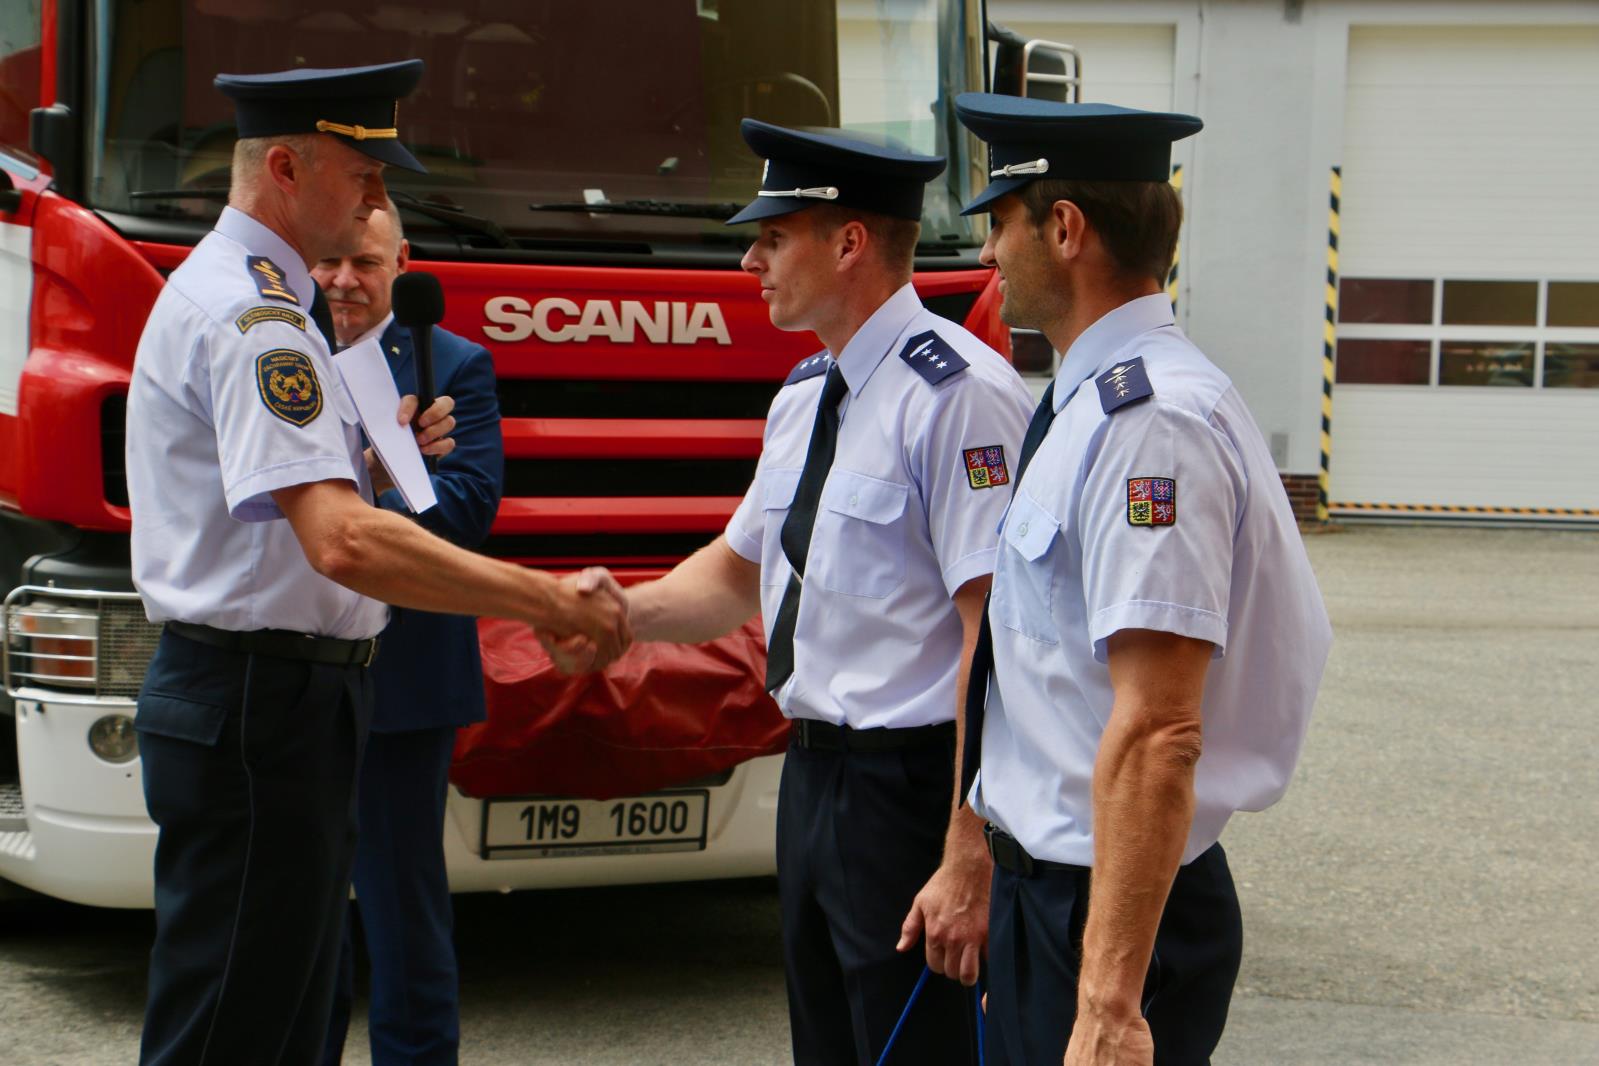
[529,198,742,221]
[127,188,516,250]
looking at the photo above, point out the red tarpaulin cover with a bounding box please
[451,617,791,800]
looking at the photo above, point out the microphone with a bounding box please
[391,272,446,471]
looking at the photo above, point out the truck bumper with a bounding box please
[0,691,780,909]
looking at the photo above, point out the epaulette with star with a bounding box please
[1096,357,1154,413]
[897,330,968,385]
[782,352,832,386]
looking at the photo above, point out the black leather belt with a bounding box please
[166,620,379,668]
[984,824,1085,878]
[790,718,954,752]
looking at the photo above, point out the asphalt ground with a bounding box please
[0,525,1594,1064]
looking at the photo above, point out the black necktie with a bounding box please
[309,287,338,353]
[765,364,849,693]
[960,380,1056,803]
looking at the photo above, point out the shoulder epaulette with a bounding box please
[245,255,300,304]
[783,352,832,386]
[898,330,969,386]
[1096,356,1154,414]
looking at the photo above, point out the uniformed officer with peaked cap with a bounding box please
[126,61,627,1066]
[951,92,1332,1066]
[565,119,1034,1063]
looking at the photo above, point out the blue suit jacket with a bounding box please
[370,319,504,733]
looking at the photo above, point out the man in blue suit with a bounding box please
[312,202,504,1066]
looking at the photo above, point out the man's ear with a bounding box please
[1048,199,1088,265]
[835,219,871,273]
[264,144,304,198]
[396,238,410,273]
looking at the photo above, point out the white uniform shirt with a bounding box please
[127,207,388,640]
[972,294,1332,865]
[725,283,1034,729]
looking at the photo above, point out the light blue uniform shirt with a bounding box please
[726,283,1034,730]
[127,207,388,640]
[972,294,1332,865]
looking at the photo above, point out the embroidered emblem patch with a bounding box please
[236,305,307,334]
[898,330,969,386]
[246,256,299,304]
[964,445,1010,490]
[255,349,323,426]
[1127,477,1176,527]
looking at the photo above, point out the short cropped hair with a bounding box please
[1019,178,1182,286]
[230,133,321,196]
[808,204,921,279]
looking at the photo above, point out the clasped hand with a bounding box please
[538,567,632,674]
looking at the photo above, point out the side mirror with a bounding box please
[987,22,1083,102]
[0,168,21,214]
[30,104,82,199]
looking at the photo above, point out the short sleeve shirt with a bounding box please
[127,207,388,639]
[725,283,1034,729]
[972,294,1332,865]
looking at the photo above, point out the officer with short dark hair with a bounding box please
[952,94,1333,1066]
[125,61,627,1066]
[558,120,1035,1065]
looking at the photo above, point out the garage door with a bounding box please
[1332,25,1599,520]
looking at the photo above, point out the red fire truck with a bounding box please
[0,0,1075,907]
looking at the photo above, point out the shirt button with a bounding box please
[850,494,860,507]
[1018,521,1029,535]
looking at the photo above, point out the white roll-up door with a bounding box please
[1332,25,1599,520]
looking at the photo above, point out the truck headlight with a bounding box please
[8,598,98,688]
[88,714,139,763]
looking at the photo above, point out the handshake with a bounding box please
[537,567,632,675]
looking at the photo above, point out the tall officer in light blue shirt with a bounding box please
[562,120,1034,1064]
[952,95,1333,1066]
[125,62,628,1066]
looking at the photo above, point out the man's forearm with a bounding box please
[1078,708,1200,1014]
[627,536,761,643]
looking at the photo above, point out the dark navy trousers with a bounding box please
[321,724,460,1066]
[984,842,1243,1066]
[135,629,372,1066]
[778,736,980,1066]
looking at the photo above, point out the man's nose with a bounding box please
[978,230,998,269]
[364,172,387,212]
[740,244,762,276]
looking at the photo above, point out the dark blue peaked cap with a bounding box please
[955,93,1201,215]
[727,119,945,225]
[215,59,427,173]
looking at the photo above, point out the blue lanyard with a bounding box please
[874,966,986,1066]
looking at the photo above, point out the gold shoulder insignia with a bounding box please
[236,306,307,334]
[246,256,300,304]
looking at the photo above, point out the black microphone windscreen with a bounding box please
[392,272,446,326]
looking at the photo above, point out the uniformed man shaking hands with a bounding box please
[124,61,626,1066]
[555,120,1033,1065]
[952,95,1333,1066]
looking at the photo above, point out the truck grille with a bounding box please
[503,458,757,498]
[3,587,159,700]
[497,379,780,420]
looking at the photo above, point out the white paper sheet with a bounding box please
[333,335,438,514]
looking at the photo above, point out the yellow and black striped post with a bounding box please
[1167,164,1183,312]
[1318,166,1341,523]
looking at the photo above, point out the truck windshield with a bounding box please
[87,0,984,254]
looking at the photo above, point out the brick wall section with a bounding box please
[1280,473,1322,524]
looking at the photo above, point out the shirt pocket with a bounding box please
[809,470,909,598]
[759,467,802,587]
[994,489,1064,645]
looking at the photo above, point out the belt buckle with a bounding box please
[984,823,1034,877]
[362,638,379,669]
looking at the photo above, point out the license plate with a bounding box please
[481,790,710,859]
